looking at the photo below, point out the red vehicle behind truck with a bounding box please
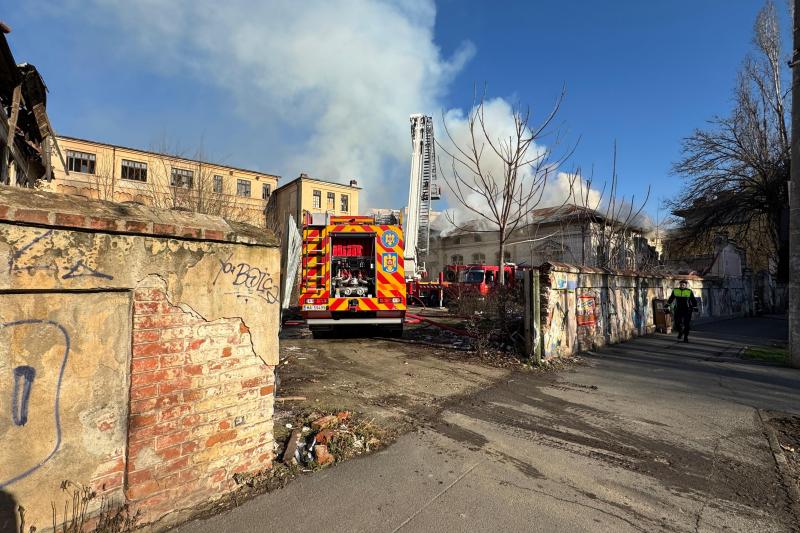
[408,263,530,305]
[300,214,406,337]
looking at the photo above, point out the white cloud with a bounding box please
[434,98,605,233]
[44,0,474,208]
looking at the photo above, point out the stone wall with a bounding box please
[0,187,279,529]
[540,262,754,359]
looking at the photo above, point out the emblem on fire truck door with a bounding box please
[382,252,398,274]
[381,230,399,248]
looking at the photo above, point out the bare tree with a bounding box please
[670,0,789,279]
[572,146,652,270]
[438,90,574,285]
[89,156,116,201]
[145,138,250,222]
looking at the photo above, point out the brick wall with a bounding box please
[126,285,275,518]
[0,186,279,529]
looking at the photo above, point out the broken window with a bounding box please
[236,179,251,197]
[121,159,147,182]
[262,183,271,200]
[170,167,193,188]
[66,150,96,174]
[213,175,223,193]
[341,194,349,212]
[327,191,335,210]
[312,189,321,209]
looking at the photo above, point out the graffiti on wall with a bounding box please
[0,319,70,488]
[576,292,599,327]
[214,253,279,304]
[7,230,113,280]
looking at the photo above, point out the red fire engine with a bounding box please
[408,263,530,306]
[299,214,406,337]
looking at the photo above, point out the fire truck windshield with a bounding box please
[464,270,485,283]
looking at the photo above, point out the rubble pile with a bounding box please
[280,410,385,468]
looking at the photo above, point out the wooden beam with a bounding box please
[0,89,30,184]
[5,83,20,148]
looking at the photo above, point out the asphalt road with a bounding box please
[174,317,799,532]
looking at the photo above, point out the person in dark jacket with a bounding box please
[667,280,698,342]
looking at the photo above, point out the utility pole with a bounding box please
[790,0,800,368]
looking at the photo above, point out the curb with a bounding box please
[757,409,800,525]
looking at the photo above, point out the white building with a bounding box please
[424,205,658,276]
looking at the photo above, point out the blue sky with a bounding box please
[4,1,780,223]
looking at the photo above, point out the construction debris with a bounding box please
[275,410,390,470]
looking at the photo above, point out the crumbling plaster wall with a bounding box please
[0,187,279,528]
[540,262,754,359]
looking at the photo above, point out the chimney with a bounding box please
[300,172,309,179]
[349,179,358,187]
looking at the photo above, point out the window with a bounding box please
[450,254,464,265]
[472,253,486,264]
[213,175,223,193]
[237,179,251,197]
[121,159,147,182]
[262,183,271,200]
[495,251,512,263]
[312,189,321,209]
[66,150,96,174]
[327,191,335,210]
[474,234,482,242]
[170,167,194,188]
[341,194,349,212]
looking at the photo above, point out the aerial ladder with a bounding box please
[404,114,440,282]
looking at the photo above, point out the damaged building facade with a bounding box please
[0,23,58,188]
[425,205,659,277]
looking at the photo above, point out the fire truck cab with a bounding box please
[300,213,406,337]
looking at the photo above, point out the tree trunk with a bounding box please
[789,0,800,368]
[498,232,506,286]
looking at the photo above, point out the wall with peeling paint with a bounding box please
[0,186,279,529]
[540,262,754,358]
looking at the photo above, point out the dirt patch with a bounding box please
[767,415,800,503]
[274,323,511,429]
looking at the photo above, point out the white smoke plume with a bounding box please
[34,0,475,208]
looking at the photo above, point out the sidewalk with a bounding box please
[172,317,799,532]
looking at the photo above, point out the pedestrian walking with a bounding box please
[667,280,698,342]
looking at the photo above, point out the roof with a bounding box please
[57,135,280,180]
[272,173,362,194]
[436,204,647,238]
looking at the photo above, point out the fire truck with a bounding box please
[298,115,436,335]
[408,263,531,306]
[299,214,406,337]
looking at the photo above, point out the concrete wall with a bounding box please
[0,187,279,528]
[540,262,754,359]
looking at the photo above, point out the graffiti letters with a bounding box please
[215,255,279,304]
[61,260,114,280]
[0,320,70,488]
[12,366,36,426]
[8,230,113,280]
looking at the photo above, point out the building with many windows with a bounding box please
[267,172,360,242]
[42,136,280,226]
